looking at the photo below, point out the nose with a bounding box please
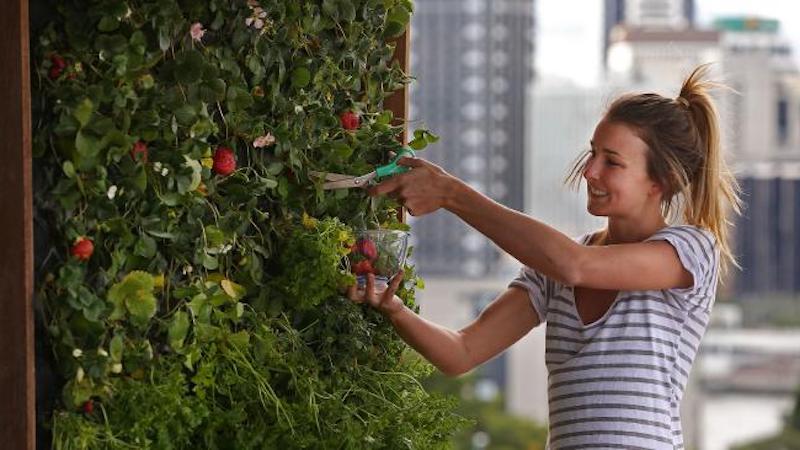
[583,155,600,181]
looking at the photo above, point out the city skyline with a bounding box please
[537,0,800,86]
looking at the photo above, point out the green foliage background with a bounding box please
[32,0,464,448]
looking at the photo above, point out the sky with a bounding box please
[536,0,800,87]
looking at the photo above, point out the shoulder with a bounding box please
[646,224,717,255]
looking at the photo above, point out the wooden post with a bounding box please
[384,28,410,223]
[0,0,35,448]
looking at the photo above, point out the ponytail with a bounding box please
[677,64,742,279]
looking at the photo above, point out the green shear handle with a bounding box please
[375,147,417,179]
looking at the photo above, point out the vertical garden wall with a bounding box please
[32,0,462,448]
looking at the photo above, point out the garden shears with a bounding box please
[309,147,417,190]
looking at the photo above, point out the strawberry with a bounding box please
[82,399,94,414]
[353,259,374,275]
[130,140,148,163]
[212,146,236,176]
[49,54,66,80]
[70,237,94,261]
[357,238,378,260]
[340,111,360,131]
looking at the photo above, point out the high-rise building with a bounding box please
[408,0,535,277]
[712,17,800,297]
[603,0,695,68]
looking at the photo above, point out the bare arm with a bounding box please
[348,273,540,377]
[368,157,694,291]
[446,180,692,290]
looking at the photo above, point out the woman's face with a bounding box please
[583,119,662,219]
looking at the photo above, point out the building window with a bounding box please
[778,96,789,146]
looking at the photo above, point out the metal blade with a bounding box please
[322,171,377,189]
[309,170,354,182]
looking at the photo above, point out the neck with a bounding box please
[600,216,667,245]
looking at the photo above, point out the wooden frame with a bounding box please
[384,28,410,223]
[0,0,35,448]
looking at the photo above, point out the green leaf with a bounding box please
[174,105,196,126]
[175,50,205,84]
[134,235,157,258]
[126,293,157,328]
[109,333,124,362]
[62,161,76,179]
[332,141,353,159]
[291,67,311,89]
[265,162,284,175]
[73,98,94,127]
[97,16,120,32]
[168,311,190,350]
[221,279,246,301]
[107,271,157,328]
[227,330,250,349]
[202,252,219,270]
[204,225,225,248]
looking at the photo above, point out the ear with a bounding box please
[648,180,664,198]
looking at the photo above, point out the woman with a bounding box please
[347,65,741,449]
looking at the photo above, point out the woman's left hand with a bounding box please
[367,156,460,216]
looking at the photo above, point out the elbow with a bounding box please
[561,246,586,287]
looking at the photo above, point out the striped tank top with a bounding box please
[508,225,719,450]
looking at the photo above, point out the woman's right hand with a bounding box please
[346,271,405,317]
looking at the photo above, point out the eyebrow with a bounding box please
[589,141,623,158]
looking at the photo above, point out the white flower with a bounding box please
[252,133,276,148]
[246,6,268,30]
[111,363,123,374]
[153,161,163,171]
[72,348,83,358]
[107,185,118,200]
[97,348,108,357]
[294,105,304,113]
[190,22,205,42]
[76,367,85,382]
[161,167,169,176]
[181,265,194,275]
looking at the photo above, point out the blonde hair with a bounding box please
[565,64,742,280]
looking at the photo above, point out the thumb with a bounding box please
[397,156,425,168]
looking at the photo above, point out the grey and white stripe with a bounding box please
[509,225,718,449]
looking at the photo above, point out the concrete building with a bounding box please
[603,0,696,68]
[408,0,535,278]
[526,78,607,238]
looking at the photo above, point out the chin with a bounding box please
[586,203,608,217]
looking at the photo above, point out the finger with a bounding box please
[397,156,425,168]
[347,283,363,303]
[368,176,403,196]
[387,271,404,293]
[365,273,377,304]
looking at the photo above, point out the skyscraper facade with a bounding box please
[603,0,695,68]
[408,0,535,277]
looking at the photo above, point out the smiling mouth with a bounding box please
[588,186,609,198]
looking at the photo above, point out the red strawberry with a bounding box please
[70,237,94,261]
[49,54,66,80]
[340,111,360,131]
[212,146,236,176]
[353,259,374,275]
[357,238,378,260]
[130,140,148,163]
[82,400,94,414]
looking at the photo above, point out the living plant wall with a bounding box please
[32,0,462,448]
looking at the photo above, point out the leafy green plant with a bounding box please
[33,0,463,448]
